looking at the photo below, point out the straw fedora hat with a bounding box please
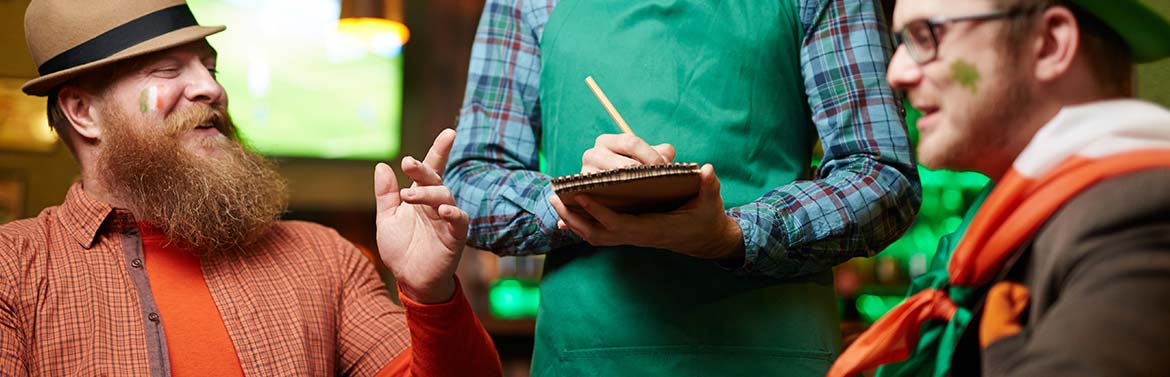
[22,0,225,96]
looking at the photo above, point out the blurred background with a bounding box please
[1,0,1168,376]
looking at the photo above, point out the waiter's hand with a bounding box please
[581,133,676,173]
[549,163,745,260]
[374,129,468,304]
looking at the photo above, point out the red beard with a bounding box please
[97,103,289,254]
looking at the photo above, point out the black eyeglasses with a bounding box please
[893,9,1034,64]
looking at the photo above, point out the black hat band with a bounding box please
[37,4,199,76]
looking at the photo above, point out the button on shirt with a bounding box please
[0,183,501,376]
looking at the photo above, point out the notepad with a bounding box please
[551,163,702,214]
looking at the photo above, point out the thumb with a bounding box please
[653,143,677,162]
[374,163,401,214]
[699,164,721,201]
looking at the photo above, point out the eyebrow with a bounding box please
[145,56,182,69]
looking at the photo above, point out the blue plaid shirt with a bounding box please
[446,0,921,279]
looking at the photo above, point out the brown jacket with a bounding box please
[949,169,1170,376]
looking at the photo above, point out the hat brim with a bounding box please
[22,25,226,96]
[1069,0,1170,63]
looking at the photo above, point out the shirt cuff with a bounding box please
[394,277,503,376]
[396,277,472,319]
[722,207,770,275]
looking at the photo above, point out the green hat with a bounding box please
[1067,0,1170,63]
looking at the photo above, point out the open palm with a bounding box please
[374,129,468,304]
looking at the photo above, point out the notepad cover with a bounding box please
[550,163,701,214]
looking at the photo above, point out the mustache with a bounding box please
[163,104,238,140]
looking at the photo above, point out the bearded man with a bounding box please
[0,0,501,375]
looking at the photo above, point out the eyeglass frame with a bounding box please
[893,8,1040,65]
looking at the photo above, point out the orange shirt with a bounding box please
[138,222,502,377]
[0,183,499,375]
[140,223,246,377]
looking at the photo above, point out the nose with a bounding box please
[886,46,922,90]
[182,59,226,106]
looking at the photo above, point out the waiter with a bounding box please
[446,0,921,375]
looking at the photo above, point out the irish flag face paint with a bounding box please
[138,86,160,113]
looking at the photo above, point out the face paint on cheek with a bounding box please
[951,60,981,94]
[138,86,159,113]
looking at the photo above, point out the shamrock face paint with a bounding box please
[951,60,980,94]
[139,86,160,113]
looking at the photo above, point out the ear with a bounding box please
[56,85,103,140]
[1033,6,1079,82]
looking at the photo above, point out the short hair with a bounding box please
[46,90,71,138]
[43,62,129,145]
[994,0,1134,96]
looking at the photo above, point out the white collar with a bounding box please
[1013,99,1170,177]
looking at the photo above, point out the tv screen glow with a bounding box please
[188,0,403,160]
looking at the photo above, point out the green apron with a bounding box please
[535,1,838,375]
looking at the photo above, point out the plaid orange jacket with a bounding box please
[0,184,500,376]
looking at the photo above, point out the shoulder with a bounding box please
[264,220,350,245]
[0,208,70,299]
[255,220,368,267]
[1042,169,1170,240]
[1035,169,1170,269]
[0,207,64,266]
[496,0,553,35]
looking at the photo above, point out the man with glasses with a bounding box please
[830,1,1170,376]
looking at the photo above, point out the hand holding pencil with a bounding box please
[580,75,676,174]
[547,76,743,261]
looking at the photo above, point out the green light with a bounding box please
[941,187,963,212]
[488,278,540,319]
[940,216,964,235]
[857,294,906,324]
[920,168,990,190]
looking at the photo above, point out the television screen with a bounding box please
[188,0,403,160]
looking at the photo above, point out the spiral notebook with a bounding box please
[551,163,701,214]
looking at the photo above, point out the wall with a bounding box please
[0,0,78,218]
[1138,0,1170,106]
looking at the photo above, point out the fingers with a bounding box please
[575,195,626,231]
[549,195,602,240]
[549,194,647,247]
[675,164,720,211]
[421,128,456,177]
[374,163,401,214]
[438,204,469,240]
[402,156,443,187]
[581,149,640,173]
[699,164,721,201]
[653,143,676,162]
[595,134,670,166]
[400,186,456,208]
[402,128,456,187]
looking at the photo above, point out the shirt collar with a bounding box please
[56,183,139,248]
